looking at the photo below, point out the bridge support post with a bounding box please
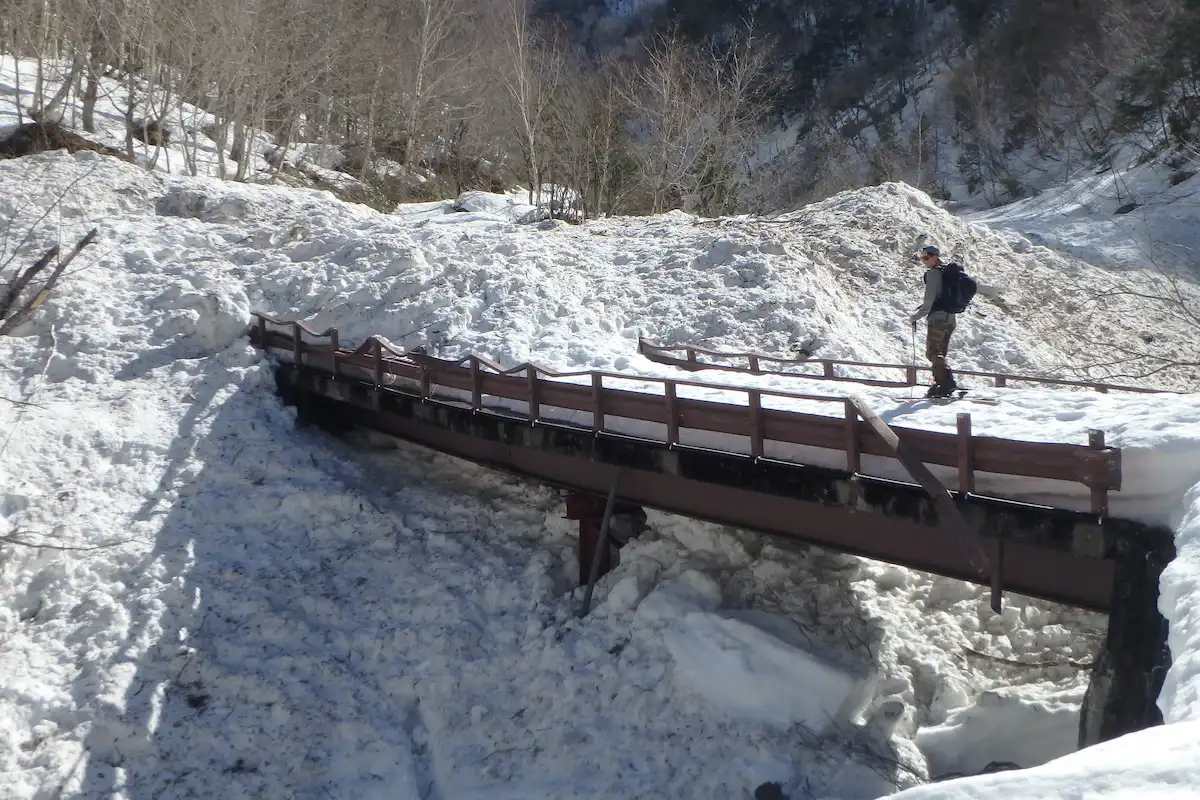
[564,490,646,588]
[1079,527,1175,747]
[295,367,312,426]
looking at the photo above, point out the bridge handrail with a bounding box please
[637,338,1165,394]
[250,314,1122,517]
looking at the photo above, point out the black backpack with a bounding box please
[939,262,977,313]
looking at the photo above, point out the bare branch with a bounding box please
[1,530,137,552]
[0,228,100,336]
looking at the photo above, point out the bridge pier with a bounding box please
[564,491,646,586]
[1079,525,1175,747]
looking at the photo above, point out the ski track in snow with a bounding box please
[0,144,1198,799]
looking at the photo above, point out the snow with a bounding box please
[967,152,1200,275]
[0,56,275,179]
[2,61,1200,798]
[1159,486,1200,724]
[449,189,546,225]
[914,686,1083,778]
[893,720,1200,800]
[664,610,871,732]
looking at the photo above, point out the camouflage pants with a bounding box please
[925,317,956,386]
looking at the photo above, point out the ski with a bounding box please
[895,390,999,405]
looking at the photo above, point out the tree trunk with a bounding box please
[359,65,384,180]
[13,47,24,125]
[81,60,99,132]
[231,123,247,175]
[148,66,174,172]
[123,70,137,160]
[215,117,230,180]
[402,55,427,168]
[36,53,82,120]
[176,93,192,175]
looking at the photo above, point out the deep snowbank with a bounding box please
[1159,487,1200,724]
[893,719,1200,800]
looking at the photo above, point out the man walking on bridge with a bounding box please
[911,244,966,398]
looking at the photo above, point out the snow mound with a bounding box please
[147,280,251,358]
[894,720,1200,800]
[914,686,1083,777]
[155,186,250,224]
[664,611,870,732]
[272,142,346,171]
[633,569,722,626]
[452,190,545,224]
[1158,485,1200,723]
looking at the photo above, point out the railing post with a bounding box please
[991,539,1004,613]
[957,413,975,494]
[527,368,541,424]
[1096,384,1110,394]
[255,314,267,349]
[1089,429,1109,515]
[823,360,835,379]
[592,373,604,433]
[665,382,679,445]
[329,330,339,377]
[906,365,918,386]
[292,322,302,365]
[686,348,698,368]
[372,339,383,387]
[419,365,430,400]
[749,356,760,374]
[995,375,1008,388]
[470,357,482,410]
[748,390,764,458]
[843,398,860,473]
[371,338,383,410]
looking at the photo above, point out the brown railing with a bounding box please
[251,314,1123,516]
[637,338,1164,394]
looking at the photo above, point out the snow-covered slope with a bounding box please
[0,55,277,179]
[2,149,1199,799]
[968,157,1200,275]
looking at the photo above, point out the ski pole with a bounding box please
[909,323,917,400]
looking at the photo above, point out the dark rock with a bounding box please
[1079,527,1174,747]
[979,761,1021,774]
[130,117,170,146]
[0,120,131,161]
[754,781,787,800]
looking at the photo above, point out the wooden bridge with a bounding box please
[249,313,1174,748]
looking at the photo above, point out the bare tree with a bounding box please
[495,0,569,208]
[622,23,780,216]
[544,54,636,219]
[392,0,481,170]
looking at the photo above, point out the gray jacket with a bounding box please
[912,266,956,326]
